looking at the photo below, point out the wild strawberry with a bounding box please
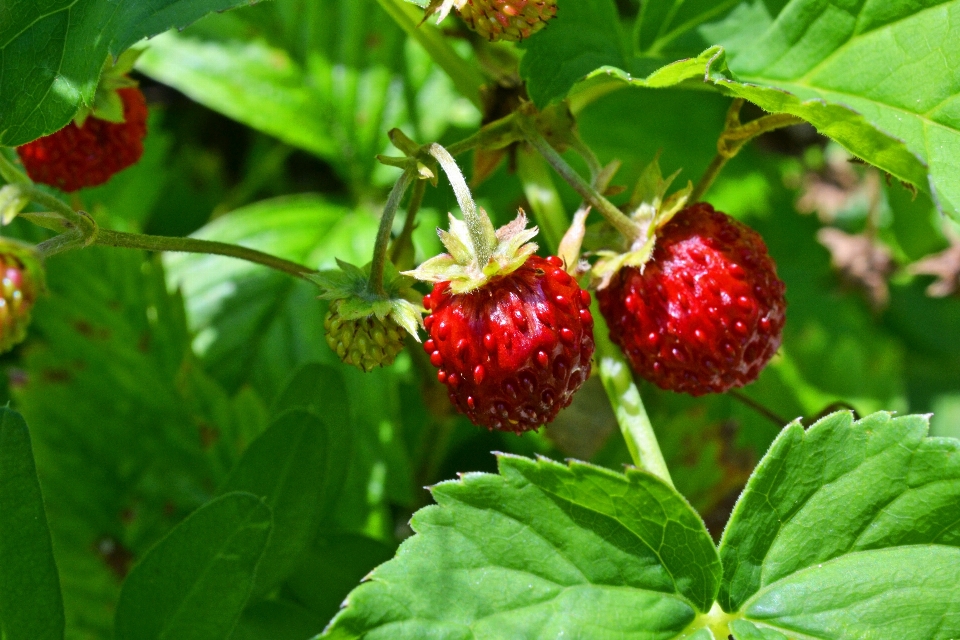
[311,260,423,374]
[426,0,557,42]
[17,87,148,193]
[324,299,406,372]
[408,207,594,433]
[0,239,44,354]
[597,203,786,396]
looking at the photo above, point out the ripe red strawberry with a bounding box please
[17,87,148,192]
[597,203,786,396]
[422,255,594,433]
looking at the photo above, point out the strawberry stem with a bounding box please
[93,230,316,279]
[370,166,417,296]
[390,178,427,268]
[691,99,803,202]
[595,311,674,487]
[426,143,492,266]
[518,115,642,243]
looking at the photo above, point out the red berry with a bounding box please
[597,203,786,396]
[425,255,594,433]
[17,88,148,192]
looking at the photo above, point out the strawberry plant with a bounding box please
[0,0,959,639]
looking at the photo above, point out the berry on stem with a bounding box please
[0,239,44,354]
[310,259,424,374]
[324,299,406,372]
[16,51,149,193]
[17,87,148,193]
[597,203,786,396]
[427,0,557,42]
[408,210,594,433]
[423,254,594,432]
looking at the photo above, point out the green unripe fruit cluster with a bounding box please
[324,299,405,372]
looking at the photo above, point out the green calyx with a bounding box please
[591,155,692,289]
[75,49,143,126]
[404,209,539,294]
[309,259,424,371]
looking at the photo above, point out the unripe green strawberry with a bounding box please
[433,0,557,42]
[324,299,406,372]
[0,239,44,354]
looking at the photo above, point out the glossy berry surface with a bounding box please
[17,88,148,192]
[423,255,594,433]
[325,300,406,373]
[597,203,786,396]
[458,0,557,42]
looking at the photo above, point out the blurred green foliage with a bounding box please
[1,0,958,637]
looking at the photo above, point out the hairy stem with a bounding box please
[426,143,491,265]
[595,311,674,487]
[691,100,804,202]
[518,116,640,242]
[0,150,30,186]
[370,167,416,294]
[391,178,427,267]
[94,229,315,279]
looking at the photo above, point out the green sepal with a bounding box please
[0,185,29,225]
[405,210,539,295]
[74,50,143,126]
[308,259,424,342]
[591,155,692,289]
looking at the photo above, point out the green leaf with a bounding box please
[0,408,64,640]
[284,533,395,624]
[228,601,324,640]
[635,0,744,55]
[163,194,375,395]
[743,546,960,639]
[219,410,331,595]
[137,34,338,159]
[519,0,627,107]
[729,619,788,640]
[271,364,353,521]
[718,412,960,626]
[0,0,259,146]
[523,1,960,217]
[324,455,720,638]
[711,0,960,216]
[114,492,272,640]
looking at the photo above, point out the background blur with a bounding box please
[4,0,960,637]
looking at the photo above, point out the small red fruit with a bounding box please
[597,203,786,396]
[17,87,148,192]
[424,255,594,433]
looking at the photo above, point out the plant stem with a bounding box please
[0,150,30,186]
[691,100,803,202]
[515,146,567,253]
[391,178,427,267]
[94,229,315,279]
[594,310,674,487]
[728,389,788,427]
[426,143,491,264]
[369,168,416,294]
[518,115,640,242]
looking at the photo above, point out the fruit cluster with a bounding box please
[457,0,558,42]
